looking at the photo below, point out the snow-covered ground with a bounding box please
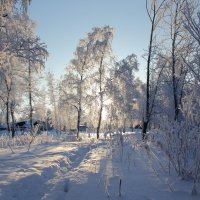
[0,131,199,200]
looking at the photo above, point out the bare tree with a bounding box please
[143,0,167,139]
[183,0,200,83]
[166,0,192,121]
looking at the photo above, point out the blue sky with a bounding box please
[29,0,149,81]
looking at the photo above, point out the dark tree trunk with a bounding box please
[123,119,126,133]
[96,46,106,139]
[142,7,155,138]
[10,102,15,138]
[171,1,179,121]
[143,0,167,138]
[76,108,81,139]
[142,121,148,140]
[28,61,33,130]
[5,77,11,134]
[97,105,102,139]
[96,59,104,138]
[6,101,10,133]
[76,73,83,139]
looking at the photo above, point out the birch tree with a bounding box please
[0,55,25,137]
[92,26,114,139]
[164,0,193,121]
[0,1,48,133]
[107,54,139,132]
[46,72,59,130]
[22,35,48,130]
[60,29,96,138]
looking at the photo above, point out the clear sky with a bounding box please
[29,0,150,81]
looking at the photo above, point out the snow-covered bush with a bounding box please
[161,92,200,183]
[0,130,74,151]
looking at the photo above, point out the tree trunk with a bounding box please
[53,100,58,131]
[123,118,126,133]
[4,77,11,135]
[143,10,155,137]
[96,55,104,139]
[142,121,148,140]
[171,1,179,121]
[10,102,15,138]
[76,108,81,139]
[76,74,83,139]
[6,101,10,134]
[28,61,33,130]
[96,46,106,139]
[97,105,102,139]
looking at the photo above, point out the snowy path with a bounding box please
[102,133,199,200]
[0,133,199,200]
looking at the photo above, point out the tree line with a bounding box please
[46,26,144,138]
[143,0,200,185]
[0,0,48,137]
[1,0,200,185]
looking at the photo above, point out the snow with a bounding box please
[0,131,199,200]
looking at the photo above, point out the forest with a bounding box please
[0,0,200,199]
